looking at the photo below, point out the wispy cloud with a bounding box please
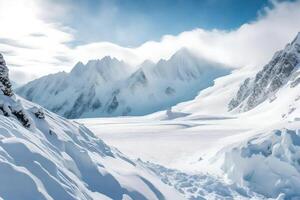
[1,0,300,84]
[0,0,74,83]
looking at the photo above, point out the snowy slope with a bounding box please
[79,33,300,199]
[170,33,300,120]
[211,122,300,199]
[17,49,230,118]
[0,53,184,200]
[229,32,300,112]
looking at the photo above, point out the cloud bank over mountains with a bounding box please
[1,0,300,83]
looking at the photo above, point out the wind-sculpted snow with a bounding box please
[217,127,300,199]
[0,53,183,200]
[17,48,230,118]
[229,33,300,112]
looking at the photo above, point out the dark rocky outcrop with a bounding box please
[229,33,300,112]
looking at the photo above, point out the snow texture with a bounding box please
[7,31,300,200]
[0,53,183,200]
[219,128,300,199]
[79,33,300,200]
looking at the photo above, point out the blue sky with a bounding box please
[1,0,300,83]
[45,0,274,46]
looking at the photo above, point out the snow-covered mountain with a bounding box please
[17,48,230,118]
[76,33,300,199]
[169,33,300,119]
[0,53,184,199]
[5,31,300,199]
[229,32,300,112]
[152,32,300,199]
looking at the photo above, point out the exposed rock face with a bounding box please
[165,86,176,95]
[31,106,45,119]
[229,33,300,112]
[107,96,119,113]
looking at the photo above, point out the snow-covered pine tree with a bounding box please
[0,53,31,127]
[0,53,13,96]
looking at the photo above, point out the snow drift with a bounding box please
[215,126,300,199]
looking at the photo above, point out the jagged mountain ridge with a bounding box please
[229,32,300,112]
[17,48,230,118]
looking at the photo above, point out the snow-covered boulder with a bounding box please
[30,106,45,119]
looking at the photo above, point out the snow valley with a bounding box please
[3,32,300,199]
[78,33,300,199]
[1,0,300,198]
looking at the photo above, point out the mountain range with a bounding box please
[17,48,230,119]
[2,31,300,199]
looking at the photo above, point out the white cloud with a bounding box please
[69,0,300,68]
[1,0,300,84]
[0,0,74,82]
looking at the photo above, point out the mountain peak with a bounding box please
[229,32,300,112]
[85,56,124,68]
[70,61,85,75]
[292,32,300,45]
[100,55,123,64]
[101,55,114,62]
[171,47,194,60]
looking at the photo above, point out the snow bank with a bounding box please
[219,128,300,199]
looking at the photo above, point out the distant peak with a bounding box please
[170,48,196,61]
[100,56,122,63]
[85,56,120,66]
[296,32,300,40]
[101,55,113,61]
[70,61,85,75]
[75,61,84,66]
[140,59,155,65]
[291,32,300,45]
[173,47,191,57]
[139,59,155,69]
